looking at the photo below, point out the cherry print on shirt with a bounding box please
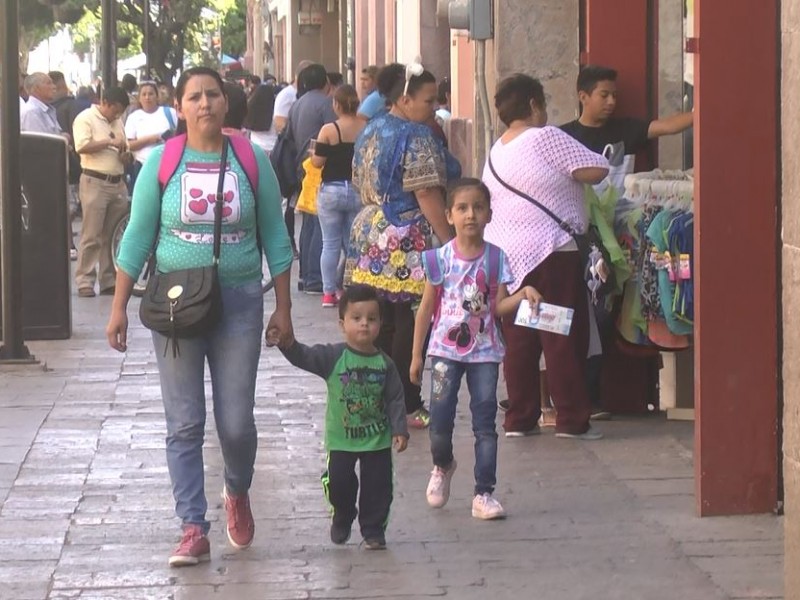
[179,162,242,226]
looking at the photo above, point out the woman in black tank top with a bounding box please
[310,85,366,307]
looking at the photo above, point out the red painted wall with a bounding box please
[693,0,779,516]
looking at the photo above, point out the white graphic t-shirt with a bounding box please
[423,241,513,363]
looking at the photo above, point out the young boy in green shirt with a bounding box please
[277,285,409,549]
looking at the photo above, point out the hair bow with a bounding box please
[403,58,424,96]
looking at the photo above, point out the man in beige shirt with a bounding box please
[72,87,130,298]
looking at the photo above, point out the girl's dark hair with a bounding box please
[138,81,158,97]
[338,284,381,320]
[243,84,276,131]
[175,67,226,104]
[376,63,436,104]
[437,77,451,105]
[333,84,360,115]
[494,74,546,127]
[446,178,492,209]
[223,82,248,129]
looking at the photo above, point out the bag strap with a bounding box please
[162,106,176,131]
[333,121,342,144]
[487,152,576,237]
[212,138,229,262]
[485,243,501,292]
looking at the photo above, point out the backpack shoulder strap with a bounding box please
[484,243,502,292]
[228,135,259,194]
[158,134,187,191]
[162,106,176,130]
[421,247,445,286]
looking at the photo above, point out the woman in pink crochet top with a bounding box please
[482,74,609,439]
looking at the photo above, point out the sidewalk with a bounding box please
[0,270,783,600]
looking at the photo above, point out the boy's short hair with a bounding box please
[577,65,618,95]
[339,285,381,320]
[361,65,379,80]
[446,178,492,209]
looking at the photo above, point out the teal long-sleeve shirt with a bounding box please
[116,140,292,287]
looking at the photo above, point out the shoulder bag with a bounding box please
[139,138,229,356]
[487,153,615,304]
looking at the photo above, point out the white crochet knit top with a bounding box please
[482,126,609,292]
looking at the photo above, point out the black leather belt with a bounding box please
[83,169,123,184]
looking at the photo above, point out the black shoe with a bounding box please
[363,535,386,550]
[304,284,323,296]
[297,280,305,292]
[497,399,510,412]
[330,521,352,545]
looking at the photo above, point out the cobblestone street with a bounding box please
[0,264,784,599]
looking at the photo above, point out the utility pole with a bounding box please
[0,0,35,363]
[101,0,117,91]
[143,0,151,80]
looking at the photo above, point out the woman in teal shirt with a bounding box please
[106,67,294,567]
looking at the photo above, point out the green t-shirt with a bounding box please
[281,341,409,452]
[116,140,292,287]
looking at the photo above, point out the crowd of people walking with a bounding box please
[28,56,690,566]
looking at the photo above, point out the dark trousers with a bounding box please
[299,213,322,288]
[285,203,296,250]
[501,251,591,435]
[376,300,422,414]
[323,448,392,539]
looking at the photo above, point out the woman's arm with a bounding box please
[572,166,609,185]
[127,134,162,152]
[415,187,453,243]
[410,280,438,386]
[310,123,334,169]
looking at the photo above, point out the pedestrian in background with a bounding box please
[243,84,278,154]
[106,66,294,567]
[345,61,454,430]
[278,284,408,550]
[72,86,131,298]
[481,73,609,440]
[310,84,365,308]
[124,82,178,190]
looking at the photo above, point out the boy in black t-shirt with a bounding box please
[560,65,693,420]
[560,65,693,196]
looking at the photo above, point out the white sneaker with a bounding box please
[504,426,541,438]
[555,426,604,440]
[472,493,506,520]
[426,460,457,508]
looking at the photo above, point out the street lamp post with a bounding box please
[101,0,117,91]
[0,0,35,362]
[143,0,151,80]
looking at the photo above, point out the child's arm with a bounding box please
[495,283,543,318]
[410,280,438,386]
[279,340,345,379]
[383,358,409,452]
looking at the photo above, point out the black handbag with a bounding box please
[487,154,615,303]
[139,138,229,356]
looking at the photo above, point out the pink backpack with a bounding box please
[157,133,259,193]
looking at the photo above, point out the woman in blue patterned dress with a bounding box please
[346,62,455,429]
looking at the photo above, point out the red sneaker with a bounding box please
[322,293,338,308]
[168,524,210,567]
[223,487,255,549]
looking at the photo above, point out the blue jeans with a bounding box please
[429,358,499,495]
[317,181,361,294]
[152,281,264,533]
[299,213,322,289]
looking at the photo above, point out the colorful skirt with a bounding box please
[344,204,435,302]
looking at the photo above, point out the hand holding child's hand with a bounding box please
[409,356,424,387]
[523,286,543,315]
[393,435,408,453]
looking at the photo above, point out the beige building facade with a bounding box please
[783,1,800,596]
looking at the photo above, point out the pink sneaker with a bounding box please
[322,293,338,307]
[168,524,210,567]
[426,460,457,508]
[223,487,255,549]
